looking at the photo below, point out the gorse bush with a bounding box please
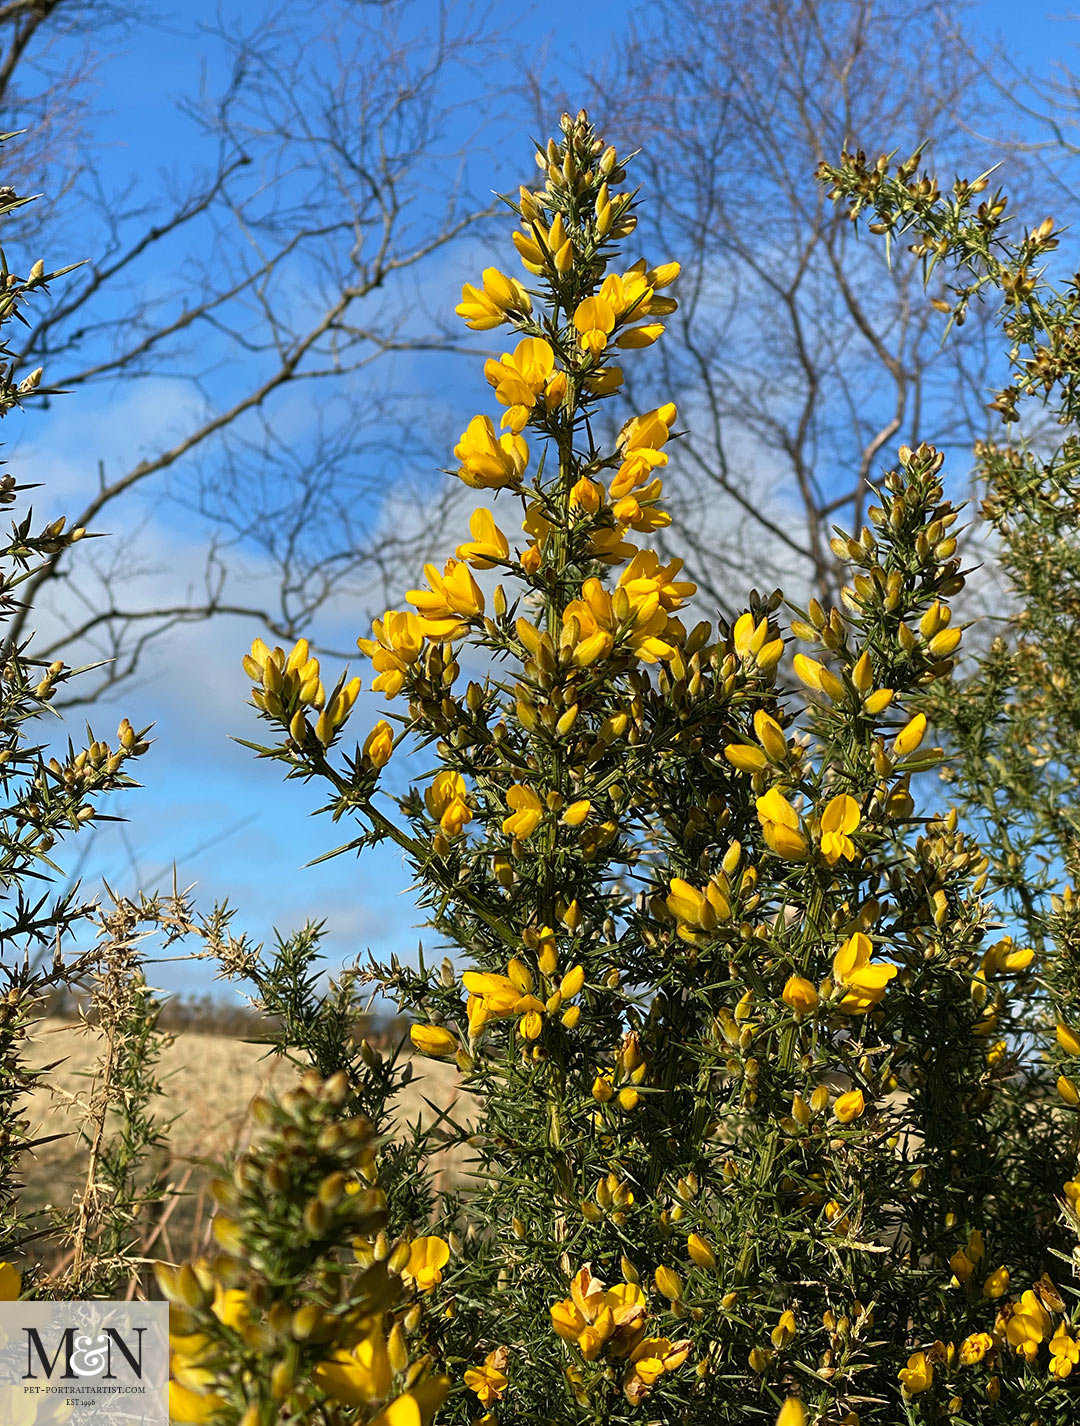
[6,103,1080,1426]
[0,137,154,1289]
[221,111,1080,1426]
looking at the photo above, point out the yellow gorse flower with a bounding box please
[560,576,679,667]
[455,267,531,330]
[363,719,394,769]
[455,507,509,570]
[358,610,423,698]
[243,637,360,746]
[314,1326,392,1406]
[898,1350,933,1395]
[1050,1328,1079,1377]
[407,559,485,640]
[550,1261,689,1399]
[402,1235,450,1292]
[755,787,808,861]
[464,942,584,1040]
[666,875,731,944]
[959,1331,993,1365]
[409,1023,457,1058]
[832,930,897,1014]
[484,336,557,432]
[818,792,860,865]
[503,784,544,841]
[424,770,472,839]
[610,403,677,499]
[453,413,529,490]
[833,1088,866,1123]
[782,974,819,1017]
[1004,1288,1053,1361]
[464,1347,509,1405]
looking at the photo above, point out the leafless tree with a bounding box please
[0,0,512,702]
[540,0,1036,616]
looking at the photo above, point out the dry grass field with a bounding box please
[22,1018,467,1269]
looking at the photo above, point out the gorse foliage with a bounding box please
[0,137,153,1278]
[7,105,1080,1426]
[220,112,1080,1426]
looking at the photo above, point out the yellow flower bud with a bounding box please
[1057,1023,1080,1057]
[687,1233,716,1269]
[655,1265,683,1300]
[833,1088,866,1123]
[894,712,927,756]
[782,975,819,1017]
[410,1024,457,1058]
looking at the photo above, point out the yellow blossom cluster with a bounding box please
[550,1264,690,1404]
[244,637,361,746]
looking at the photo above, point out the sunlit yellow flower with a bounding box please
[1050,1328,1079,1377]
[410,1023,457,1058]
[169,1379,225,1424]
[654,1265,683,1301]
[960,1331,993,1365]
[455,507,509,569]
[403,1236,450,1291]
[424,770,472,838]
[463,1349,508,1406]
[590,524,637,564]
[550,1265,648,1364]
[610,404,677,499]
[782,975,819,1017]
[363,720,394,769]
[734,612,784,669]
[456,267,531,330]
[585,364,624,396]
[1005,1290,1052,1361]
[484,337,557,432]
[463,963,547,1040]
[981,936,1035,977]
[832,931,897,1014]
[612,477,671,533]
[315,1327,392,1406]
[666,876,730,943]
[898,1351,933,1395]
[950,1248,976,1285]
[358,610,423,698]
[624,1335,691,1394]
[503,784,544,840]
[0,1263,20,1299]
[244,637,336,728]
[833,1089,865,1123]
[574,295,617,355]
[371,1385,450,1426]
[687,1233,716,1269]
[776,1401,806,1426]
[561,576,676,667]
[453,414,529,490]
[819,793,860,865]
[894,711,927,756]
[617,549,696,615]
[407,559,485,640]
[755,787,808,861]
[770,1309,796,1348]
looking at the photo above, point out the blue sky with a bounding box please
[14,0,1080,1003]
